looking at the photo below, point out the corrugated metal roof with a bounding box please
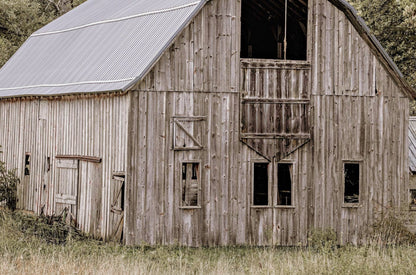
[0,0,206,97]
[409,117,416,173]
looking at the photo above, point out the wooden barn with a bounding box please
[0,0,415,246]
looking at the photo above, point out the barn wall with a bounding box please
[134,0,241,93]
[310,0,410,244]
[126,91,312,246]
[125,0,411,246]
[0,94,129,239]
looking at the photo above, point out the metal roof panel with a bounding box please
[0,0,205,97]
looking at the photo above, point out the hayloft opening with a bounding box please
[182,162,200,207]
[253,163,269,205]
[240,0,308,60]
[344,163,360,204]
[277,163,292,205]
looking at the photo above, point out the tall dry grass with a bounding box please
[1,209,416,274]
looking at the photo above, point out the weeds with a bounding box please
[308,228,338,252]
[368,209,416,246]
[1,209,416,274]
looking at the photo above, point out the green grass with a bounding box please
[1,209,416,274]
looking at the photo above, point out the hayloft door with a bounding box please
[109,173,125,242]
[54,159,79,223]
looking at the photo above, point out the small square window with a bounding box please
[344,163,360,204]
[181,162,200,207]
[277,163,292,206]
[253,163,269,206]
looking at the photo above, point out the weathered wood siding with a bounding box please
[0,0,411,247]
[125,0,411,246]
[0,94,129,239]
[136,0,240,94]
[126,91,311,246]
[309,0,409,244]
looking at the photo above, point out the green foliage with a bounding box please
[0,145,19,210]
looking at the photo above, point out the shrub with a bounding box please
[308,228,338,252]
[0,145,20,210]
[369,210,416,246]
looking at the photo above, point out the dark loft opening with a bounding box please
[277,163,292,205]
[344,163,360,204]
[241,0,308,60]
[253,163,269,205]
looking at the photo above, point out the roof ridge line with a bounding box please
[0,78,135,91]
[31,1,200,38]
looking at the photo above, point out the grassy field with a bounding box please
[1,210,416,275]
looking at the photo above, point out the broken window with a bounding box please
[241,0,308,60]
[344,163,360,204]
[410,189,416,209]
[277,163,292,205]
[253,163,269,205]
[182,162,200,207]
[24,153,31,176]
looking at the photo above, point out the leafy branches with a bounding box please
[0,145,20,210]
[350,0,416,90]
[0,0,85,68]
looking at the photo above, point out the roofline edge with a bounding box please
[328,0,416,99]
[122,0,208,92]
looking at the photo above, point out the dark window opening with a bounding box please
[277,163,292,205]
[182,163,199,207]
[344,163,360,204]
[253,163,269,205]
[410,190,416,208]
[24,153,30,176]
[241,0,308,60]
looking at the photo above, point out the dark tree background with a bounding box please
[350,0,416,113]
[0,0,84,66]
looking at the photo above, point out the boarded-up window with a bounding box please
[24,153,31,176]
[241,0,308,60]
[253,163,269,205]
[344,163,360,204]
[277,163,292,205]
[182,163,200,207]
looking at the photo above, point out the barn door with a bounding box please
[54,159,79,224]
[109,173,125,242]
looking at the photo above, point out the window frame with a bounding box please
[24,152,31,176]
[342,160,362,208]
[179,160,202,209]
[250,159,296,209]
[251,160,272,208]
[275,160,296,208]
[409,189,416,211]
